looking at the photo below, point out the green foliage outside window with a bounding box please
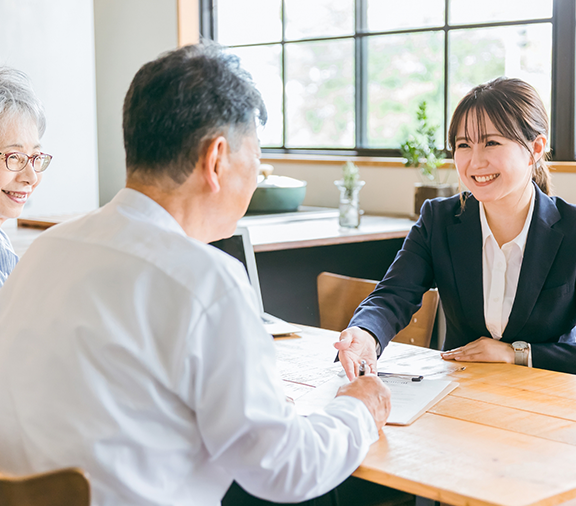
[217,0,553,153]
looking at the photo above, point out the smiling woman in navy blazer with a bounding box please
[335,77,576,377]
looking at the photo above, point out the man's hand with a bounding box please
[334,327,379,381]
[336,375,391,429]
[441,337,514,363]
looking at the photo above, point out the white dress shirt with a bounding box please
[479,188,535,363]
[0,189,378,506]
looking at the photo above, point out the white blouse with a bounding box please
[479,188,535,364]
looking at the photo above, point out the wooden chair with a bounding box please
[317,271,439,347]
[0,467,90,506]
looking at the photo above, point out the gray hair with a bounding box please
[0,67,46,137]
[123,42,266,185]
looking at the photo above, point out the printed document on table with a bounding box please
[293,374,457,426]
[381,377,458,425]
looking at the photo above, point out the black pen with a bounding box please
[359,360,367,376]
[377,372,423,382]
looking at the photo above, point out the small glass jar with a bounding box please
[334,179,365,228]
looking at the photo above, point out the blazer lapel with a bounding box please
[446,196,488,334]
[503,187,563,341]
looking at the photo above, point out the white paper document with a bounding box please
[293,374,458,426]
[380,377,458,425]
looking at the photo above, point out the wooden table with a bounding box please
[276,327,576,506]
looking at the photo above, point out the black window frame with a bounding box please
[200,0,576,161]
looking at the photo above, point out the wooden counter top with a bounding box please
[247,214,414,252]
[6,209,415,256]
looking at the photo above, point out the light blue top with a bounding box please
[0,228,18,287]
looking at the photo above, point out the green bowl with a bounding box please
[248,177,307,213]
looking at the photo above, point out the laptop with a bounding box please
[210,227,301,337]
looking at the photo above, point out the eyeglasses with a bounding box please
[0,151,52,173]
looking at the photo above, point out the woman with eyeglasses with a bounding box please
[0,67,51,287]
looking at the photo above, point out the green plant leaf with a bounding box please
[341,161,360,191]
[400,100,444,184]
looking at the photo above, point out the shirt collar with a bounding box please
[479,185,536,254]
[109,188,188,238]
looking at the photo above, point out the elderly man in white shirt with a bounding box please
[0,43,392,506]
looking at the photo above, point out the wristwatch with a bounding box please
[512,341,530,366]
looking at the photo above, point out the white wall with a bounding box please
[548,172,576,204]
[94,0,178,205]
[0,0,99,216]
[267,160,576,216]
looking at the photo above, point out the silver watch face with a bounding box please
[512,341,529,352]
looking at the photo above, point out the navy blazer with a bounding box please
[350,184,576,374]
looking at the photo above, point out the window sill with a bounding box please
[261,153,576,173]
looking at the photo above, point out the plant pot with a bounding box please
[414,182,459,216]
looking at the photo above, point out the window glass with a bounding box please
[450,0,553,25]
[285,39,354,148]
[449,23,552,128]
[367,31,444,148]
[285,0,354,40]
[212,0,557,153]
[367,0,444,32]
[217,0,282,45]
[229,45,284,147]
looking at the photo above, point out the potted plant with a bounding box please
[400,101,458,216]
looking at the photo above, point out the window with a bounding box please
[200,0,575,160]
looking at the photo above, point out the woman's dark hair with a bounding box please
[123,41,267,185]
[448,77,551,195]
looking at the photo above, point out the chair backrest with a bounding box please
[0,467,90,506]
[317,271,439,348]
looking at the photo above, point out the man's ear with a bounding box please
[200,136,228,193]
[531,134,547,165]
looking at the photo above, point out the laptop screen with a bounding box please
[210,234,249,278]
[209,227,264,313]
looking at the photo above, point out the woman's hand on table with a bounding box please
[334,326,379,381]
[441,337,514,363]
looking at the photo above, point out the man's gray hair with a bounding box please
[0,67,46,137]
[123,42,267,185]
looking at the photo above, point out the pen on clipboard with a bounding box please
[377,372,423,382]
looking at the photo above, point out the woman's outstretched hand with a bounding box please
[334,326,379,381]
